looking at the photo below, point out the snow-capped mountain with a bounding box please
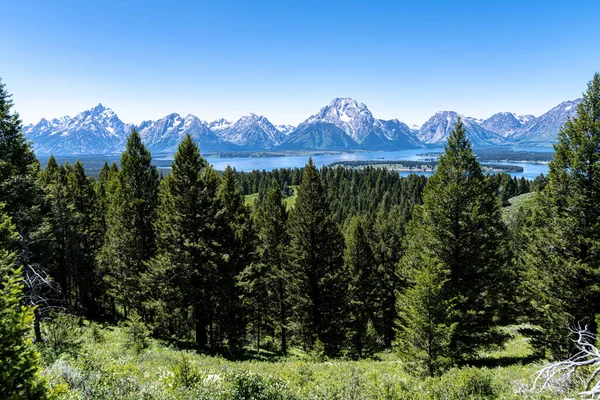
[219,113,285,149]
[480,112,535,137]
[23,98,583,155]
[285,98,421,150]
[509,99,581,145]
[137,113,226,153]
[23,104,132,154]
[417,111,504,146]
[301,98,382,144]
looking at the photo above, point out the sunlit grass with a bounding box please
[38,320,561,399]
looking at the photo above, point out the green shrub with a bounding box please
[173,353,204,388]
[41,311,83,360]
[228,370,296,400]
[424,367,501,399]
[121,312,149,354]
[309,339,326,362]
[88,321,105,343]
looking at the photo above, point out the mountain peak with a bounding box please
[419,111,503,146]
[241,112,263,120]
[301,98,375,143]
[329,97,360,107]
[220,113,283,149]
[91,103,107,112]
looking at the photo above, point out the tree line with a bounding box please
[2,74,600,398]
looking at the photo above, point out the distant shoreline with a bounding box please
[328,160,525,173]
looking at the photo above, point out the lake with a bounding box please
[44,147,552,179]
[198,147,551,180]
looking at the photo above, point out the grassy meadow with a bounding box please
[37,316,567,399]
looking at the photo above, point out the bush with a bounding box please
[308,339,326,362]
[228,370,296,400]
[121,312,149,354]
[173,353,204,388]
[41,311,83,360]
[423,367,501,399]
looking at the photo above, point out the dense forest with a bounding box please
[1,73,600,399]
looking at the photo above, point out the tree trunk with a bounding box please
[34,308,42,343]
[194,303,207,351]
[279,279,287,355]
[257,322,261,352]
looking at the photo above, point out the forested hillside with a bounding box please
[1,73,600,399]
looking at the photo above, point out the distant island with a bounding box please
[329,160,524,173]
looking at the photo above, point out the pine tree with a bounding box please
[0,206,49,399]
[398,119,511,363]
[43,162,73,304]
[371,201,406,348]
[146,134,221,350]
[345,215,378,358]
[240,180,292,353]
[66,161,103,317]
[0,78,50,343]
[43,161,101,315]
[289,159,346,356]
[525,73,600,357]
[0,78,42,233]
[215,166,255,352]
[396,246,455,377]
[98,130,159,319]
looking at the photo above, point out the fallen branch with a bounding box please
[532,324,600,397]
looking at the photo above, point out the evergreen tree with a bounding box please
[42,162,73,305]
[398,119,511,362]
[0,206,49,399]
[238,260,271,352]
[371,201,406,348]
[215,166,255,352]
[240,180,292,353]
[0,78,49,343]
[396,248,456,377]
[146,134,221,350]
[524,73,600,357]
[0,78,42,233]
[345,215,378,358]
[98,130,159,319]
[66,161,103,317]
[289,159,346,356]
[42,161,102,316]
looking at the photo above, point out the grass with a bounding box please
[243,192,259,207]
[244,186,298,210]
[502,192,536,223]
[36,318,569,399]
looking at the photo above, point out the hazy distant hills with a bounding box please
[23,98,581,155]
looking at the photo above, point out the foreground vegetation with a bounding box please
[39,319,551,399]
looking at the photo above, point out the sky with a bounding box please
[1,0,599,127]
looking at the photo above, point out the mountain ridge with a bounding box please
[24,98,582,155]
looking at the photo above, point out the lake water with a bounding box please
[198,147,551,180]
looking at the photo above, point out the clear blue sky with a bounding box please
[2,0,599,126]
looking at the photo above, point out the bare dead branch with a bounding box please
[532,324,600,397]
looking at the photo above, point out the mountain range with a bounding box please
[23,98,581,155]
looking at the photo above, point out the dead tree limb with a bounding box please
[532,324,600,397]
